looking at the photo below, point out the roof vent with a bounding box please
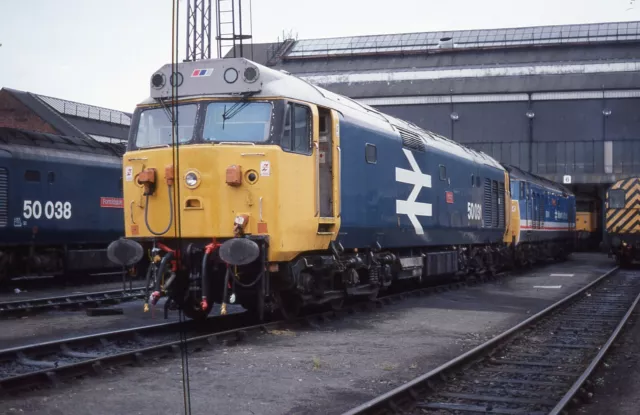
[395,125,426,152]
[438,37,454,49]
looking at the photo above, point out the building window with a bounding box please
[365,143,377,164]
[25,170,40,182]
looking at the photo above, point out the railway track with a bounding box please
[342,266,639,415]
[0,287,146,318]
[0,260,583,396]
[0,268,511,394]
[0,310,254,393]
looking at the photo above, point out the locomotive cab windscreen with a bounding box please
[608,189,625,210]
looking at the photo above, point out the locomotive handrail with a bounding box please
[130,200,136,225]
[337,146,342,217]
[315,141,320,217]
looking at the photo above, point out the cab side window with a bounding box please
[609,189,626,209]
[281,102,312,155]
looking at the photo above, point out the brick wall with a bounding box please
[0,89,58,134]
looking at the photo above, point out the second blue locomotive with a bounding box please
[0,127,125,282]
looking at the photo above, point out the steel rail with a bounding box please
[0,312,252,392]
[0,267,512,394]
[0,287,146,317]
[342,266,625,415]
[549,274,640,415]
[0,259,576,395]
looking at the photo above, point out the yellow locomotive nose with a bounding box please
[125,148,272,240]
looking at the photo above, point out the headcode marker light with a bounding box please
[243,66,259,83]
[185,171,199,188]
[224,68,239,84]
[151,73,165,89]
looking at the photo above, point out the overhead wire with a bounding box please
[170,0,193,414]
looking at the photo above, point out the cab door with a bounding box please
[316,107,340,235]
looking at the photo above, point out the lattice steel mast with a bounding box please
[185,0,213,61]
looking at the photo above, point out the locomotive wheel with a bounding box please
[179,298,211,320]
[329,298,345,311]
[617,255,632,269]
[276,290,302,320]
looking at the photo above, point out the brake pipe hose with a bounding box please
[201,240,222,312]
[144,184,174,236]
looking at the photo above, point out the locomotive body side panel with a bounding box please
[336,113,506,250]
[506,165,576,245]
[1,148,123,246]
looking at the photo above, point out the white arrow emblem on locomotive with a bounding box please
[395,149,432,234]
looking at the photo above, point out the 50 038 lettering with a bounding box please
[23,200,72,220]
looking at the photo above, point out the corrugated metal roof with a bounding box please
[1,88,132,141]
[286,21,640,58]
[35,94,131,126]
[0,127,124,157]
[4,88,89,138]
[312,70,640,97]
[268,42,639,74]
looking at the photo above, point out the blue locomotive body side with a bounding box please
[336,113,507,250]
[0,127,125,278]
[507,166,576,244]
[1,150,123,246]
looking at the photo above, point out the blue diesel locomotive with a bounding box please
[0,127,125,282]
[116,57,576,319]
[507,165,576,265]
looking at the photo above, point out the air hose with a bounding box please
[144,185,174,236]
[155,251,174,293]
[231,265,264,288]
[201,251,211,311]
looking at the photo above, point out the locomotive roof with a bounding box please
[142,58,504,171]
[0,127,124,157]
[505,164,574,196]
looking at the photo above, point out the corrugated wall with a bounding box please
[376,97,640,183]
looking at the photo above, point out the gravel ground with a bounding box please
[577,295,640,414]
[0,253,617,415]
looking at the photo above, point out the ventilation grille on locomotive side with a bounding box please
[0,168,8,228]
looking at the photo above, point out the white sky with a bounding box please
[0,0,638,113]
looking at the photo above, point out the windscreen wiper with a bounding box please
[221,92,258,128]
[156,98,174,124]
